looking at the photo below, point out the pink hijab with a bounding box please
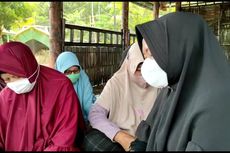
[0,42,85,151]
[96,42,159,136]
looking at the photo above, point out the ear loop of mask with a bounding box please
[28,64,40,83]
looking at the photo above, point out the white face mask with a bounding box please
[7,65,40,94]
[141,57,168,88]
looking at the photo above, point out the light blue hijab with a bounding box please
[55,51,96,122]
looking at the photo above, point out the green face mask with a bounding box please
[67,73,80,84]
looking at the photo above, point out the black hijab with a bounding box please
[135,12,230,151]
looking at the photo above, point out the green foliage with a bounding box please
[1,2,174,36]
[0,2,33,31]
[62,2,175,33]
[63,2,168,33]
[129,3,153,33]
[33,2,50,26]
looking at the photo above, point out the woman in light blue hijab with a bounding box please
[55,51,96,123]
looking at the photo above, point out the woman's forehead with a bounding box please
[1,73,13,78]
[67,66,79,71]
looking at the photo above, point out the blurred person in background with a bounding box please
[55,51,96,125]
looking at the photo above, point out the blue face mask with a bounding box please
[67,73,80,84]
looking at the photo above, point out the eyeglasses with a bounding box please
[64,69,80,75]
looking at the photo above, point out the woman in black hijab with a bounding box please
[131,12,230,151]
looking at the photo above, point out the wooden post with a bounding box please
[176,2,181,12]
[153,2,160,19]
[49,2,63,68]
[122,2,129,50]
[217,5,223,42]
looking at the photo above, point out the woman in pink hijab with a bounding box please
[0,41,85,151]
[83,42,159,151]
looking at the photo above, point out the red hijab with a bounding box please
[0,42,85,151]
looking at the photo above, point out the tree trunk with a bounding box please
[176,2,181,12]
[122,2,129,50]
[153,2,160,19]
[49,2,63,68]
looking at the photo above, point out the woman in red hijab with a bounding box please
[0,41,85,151]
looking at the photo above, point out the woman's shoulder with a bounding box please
[40,65,71,85]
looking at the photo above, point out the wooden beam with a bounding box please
[176,2,181,11]
[49,2,63,68]
[153,2,160,19]
[122,2,129,50]
[132,2,153,11]
[132,1,228,10]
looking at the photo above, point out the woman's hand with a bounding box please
[114,130,136,151]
